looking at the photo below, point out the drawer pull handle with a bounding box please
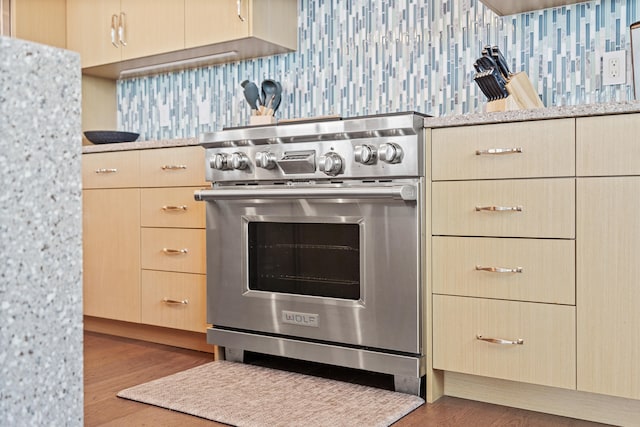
[475,147,523,155]
[162,205,188,211]
[476,335,524,345]
[475,265,523,274]
[163,297,189,305]
[161,164,187,170]
[162,248,188,255]
[475,205,523,212]
[95,168,117,174]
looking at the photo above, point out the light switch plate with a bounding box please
[603,50,627,85]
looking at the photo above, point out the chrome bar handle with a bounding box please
[475,205,523,212]
[163,297,189,305]
[237,0,245,21]
[475,147,523,155]
[194,185,418,202]
[475,265,523,273]
[476,335,524,345]
[162,205,188,211]
[162,248,188,255]
[95,168,117,174]
[111,14,119,47]
[161,164,187,170]
[118,12,127,46]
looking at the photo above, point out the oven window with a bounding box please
[248,222,360,299]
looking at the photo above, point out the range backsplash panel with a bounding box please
[118,0,639,140]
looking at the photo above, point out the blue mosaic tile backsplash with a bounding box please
[118,0,640,140]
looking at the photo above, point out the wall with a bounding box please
[0,37,83,425]
[118,0,640,140]
[81,75,117,145]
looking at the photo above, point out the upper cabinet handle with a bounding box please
[237,0,246,21]
[118,12,127,46]
[475,147,523,155]
[111,14,119,47]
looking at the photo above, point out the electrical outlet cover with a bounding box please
[603,50,627,85]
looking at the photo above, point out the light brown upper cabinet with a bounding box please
[67,0,298,78]
[185,0,298,51]
[12,0,67,48]
[67,0,184,69]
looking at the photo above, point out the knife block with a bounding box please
[487,72,545,112]
[249,115,277,126]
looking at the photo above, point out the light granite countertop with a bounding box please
[82,101,640,153]
[424,101,640,128]
[2,36,83,426]
[82,137,199,153]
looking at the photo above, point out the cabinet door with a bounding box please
[82,151,140,189]
[141,187,206,228]
[433,236,575,305]
[432,178,575,239]
[577,177,640,399]
[141,270,207,332]
[83,188,141,322]
[577,114,640,176]
[120,0,185,60]
[141,228,206,274]
[433,295,576,390]
[185,0,250,48]
[140,146,206,187]
[67,0,122,68]
[432,119,575,181]
[13,0,67,48]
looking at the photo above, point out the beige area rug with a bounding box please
[117,360,424,427]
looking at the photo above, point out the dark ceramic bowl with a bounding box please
[84,131,140,144]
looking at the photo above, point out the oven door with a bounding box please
[196,181,422,355]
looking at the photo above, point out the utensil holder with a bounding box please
[249,116,277,126]
[487,72,545,112]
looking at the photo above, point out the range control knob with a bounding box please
[378,143,403,164]
[354,144,377,164]
[319,152,344,176]
[230,152,250,170]
[255,151,277,169]
[210,153,231,170]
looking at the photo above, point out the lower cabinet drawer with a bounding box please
[141,187,206,228]
[141,270,207,333]
[432,178,575,238]
[433,295,576,389]
[140,146,206,187]
[141,228,206,274]
[433,236,575,304]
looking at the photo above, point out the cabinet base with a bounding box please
[444,371,640,426]
[84,316,216,354]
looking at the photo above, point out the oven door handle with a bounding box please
[194,185,417,201]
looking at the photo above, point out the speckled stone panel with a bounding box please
[0,37,83,425]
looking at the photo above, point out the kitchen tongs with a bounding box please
[473,46,511,101]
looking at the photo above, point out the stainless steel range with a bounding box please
[195,112,428,395]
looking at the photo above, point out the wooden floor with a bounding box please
[84,331,607,426]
